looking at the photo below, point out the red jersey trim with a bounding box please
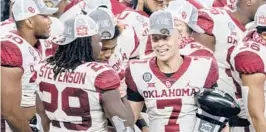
[149,56,191,87]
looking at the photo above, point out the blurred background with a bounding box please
[1,0,10,21]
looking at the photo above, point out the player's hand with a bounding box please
[141,126,149,132]
[221,123,229,132]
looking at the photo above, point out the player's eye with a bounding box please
[162,35,169,40]
[152,36,160,42]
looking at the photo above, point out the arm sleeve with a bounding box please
[212,0,227,7]
[234,51,264,74]
[94,70,121,92]
[190,49,213,57]
[125,66,144,102]
[204,59,219,88]
[1,41,23,69]
[197,10,214,36]
[187,0,204,9]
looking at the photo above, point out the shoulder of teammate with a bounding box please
[117,9,148,27]
[187,0,204,9]
[92,63,121,92]
[110,0,129,15]
[197,8,220,36]
[212,0,227,7]
[125,59,149,92]
[1,34,23,69]
[233,43,264,74]
[192,56,218,88]
[119,24,140,58]
[125,62,138,93]
[189,43,214,57]
[180,39,214,57]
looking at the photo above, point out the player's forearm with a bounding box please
[41,117,50,132]
[250,115,266,132]
[2,113,32,132]
[121,96,135,122]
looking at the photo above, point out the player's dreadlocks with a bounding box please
[1,0,10,21]
[46,36,95,79]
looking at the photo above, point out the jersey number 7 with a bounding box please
[156,99,182,132]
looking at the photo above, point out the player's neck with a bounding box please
[18,28,38,47]
[156,54,183,74]
[231,9,252,26]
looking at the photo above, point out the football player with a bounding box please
[167,1,213,57]
[193,0,265,131]
[1,0,56,131]
[126,9,219,132]
[230,4,266,132]
[89,7,149,132]
[35,14,135,132]
[115,0,164,59]
[0,0,70,58]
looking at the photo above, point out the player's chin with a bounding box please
[155,54,170,62]
[36,33,50,39]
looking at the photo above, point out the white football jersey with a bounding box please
[230,30,266,130]
[0,17,61,59]
[116,9,153,59]
[0,18,16,33]
[126,56,218,132]
[115,24,139,63]
[1,31,41,107]
[35,61,121,132]
[179,37,213,57]
[198,7,245,97]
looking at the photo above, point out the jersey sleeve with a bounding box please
[204,59,219,88]
[94,69,121,92]
[234,51,264,74]
[1,41,23,69]
[110,0,128,15]
[189,49,213,57]
[197,10,214,36]
[187,0,204,9]
[125,66,144,102]
[212,0,227,7]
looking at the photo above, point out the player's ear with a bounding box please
[261,32,266,40]
[25,18,34,28]
[246,0,253,6]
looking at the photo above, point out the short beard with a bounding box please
[35,33,49,39]
[143,3,153,16]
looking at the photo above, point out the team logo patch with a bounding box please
[101,31,112,39]
[28,7,35,13]
[143,72,152,82]
[76,25,88,36]
[200,122,213,132]
[136,15,144,23]
[182,11,187,19]
[28,47,35,56]
[160,28,170,35]
[258,16,266,25]
[165,81,171,88]
[228,22,235,31]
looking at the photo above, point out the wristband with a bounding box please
[136,118,148,130]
